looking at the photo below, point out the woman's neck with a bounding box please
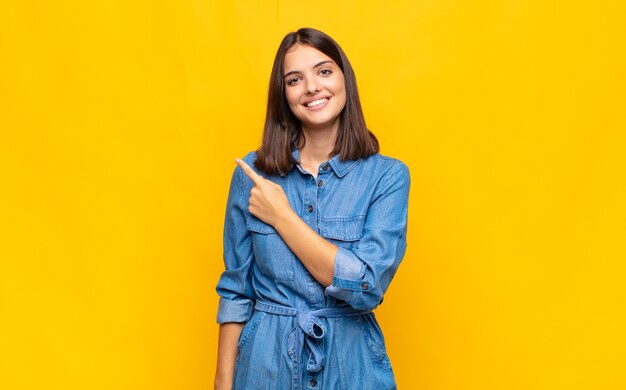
[298,125,337,175]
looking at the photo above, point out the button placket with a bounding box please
[317,161,330,190]
[302,173,318,231]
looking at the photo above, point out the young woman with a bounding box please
[214,28,410,390]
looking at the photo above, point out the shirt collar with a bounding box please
[284,146,360,178]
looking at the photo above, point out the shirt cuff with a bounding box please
[216,297,253,324]
[326,247,374,296]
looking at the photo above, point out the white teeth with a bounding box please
[305,98,328,107]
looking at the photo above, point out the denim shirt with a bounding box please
[215,146,410,389]
[216,147,410,322]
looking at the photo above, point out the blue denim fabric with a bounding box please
[216,146,410,390]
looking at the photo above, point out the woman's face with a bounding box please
[283,44,346,132]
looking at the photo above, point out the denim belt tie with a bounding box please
[254,301,371,389]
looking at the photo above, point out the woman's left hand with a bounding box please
[235,158,293,227]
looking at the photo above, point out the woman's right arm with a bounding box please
[214,162,257,388]
[214,322,244,390]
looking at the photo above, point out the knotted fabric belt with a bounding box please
[254,301,371,389]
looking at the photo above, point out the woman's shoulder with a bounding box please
[233,150,262,174]
[370,154,410,195]
[241,150,259,164]
[236,150,263,172]
[367,152,406,166]
[362,153,410,178]
[229,151,261,188]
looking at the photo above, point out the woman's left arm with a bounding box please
[235,158,338,286]
[324,162,410,310]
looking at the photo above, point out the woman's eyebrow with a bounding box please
[283,60,334,79]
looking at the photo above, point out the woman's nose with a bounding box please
[305,79,321,94]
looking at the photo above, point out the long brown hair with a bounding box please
[254,27,379,175]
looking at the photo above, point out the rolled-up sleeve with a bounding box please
[215,165,255,324]
[325,162,410,310]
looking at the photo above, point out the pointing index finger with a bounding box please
[235,158,263,185]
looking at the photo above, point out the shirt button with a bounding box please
[307,205,314,213]
[361,282,369,290]
[317,179,323,187]
[321,163,329,170]
[310,379,317,386]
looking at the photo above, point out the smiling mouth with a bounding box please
[304,97,330,108]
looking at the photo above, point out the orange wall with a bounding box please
[1,1,625,389]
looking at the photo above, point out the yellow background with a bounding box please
[1,1,625,389]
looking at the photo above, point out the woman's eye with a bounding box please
[287,77,300,85]
[320,69,332,76]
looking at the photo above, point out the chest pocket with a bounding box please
[244,211,294,281]
[318,216,365,249]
